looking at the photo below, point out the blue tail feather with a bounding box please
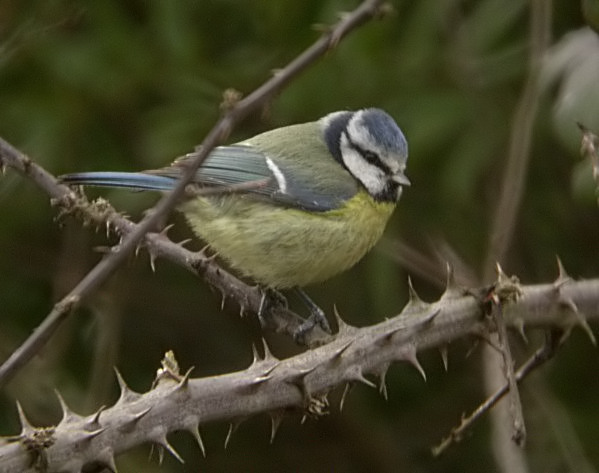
[59,172,176,191]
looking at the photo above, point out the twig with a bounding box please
[0,0,389,389]
[432,330,563,456]
[490,293,526,445]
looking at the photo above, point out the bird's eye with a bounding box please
[362,150,379,165]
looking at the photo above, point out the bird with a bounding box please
[60,108,409,335]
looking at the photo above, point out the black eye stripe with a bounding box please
[343,131,390,174]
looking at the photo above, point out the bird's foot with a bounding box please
[257,287,288,329]
[293,288,332,340]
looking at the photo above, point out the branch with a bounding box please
[0,269,597,472]
[432,329,564,456]
[480,0,552,461]
[0,0,390,388]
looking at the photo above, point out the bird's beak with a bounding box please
[393,171,411,187]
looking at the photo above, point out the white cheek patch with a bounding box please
[340,135,385,195]
[265,157,288,194]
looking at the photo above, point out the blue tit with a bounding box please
[60,108,409,334]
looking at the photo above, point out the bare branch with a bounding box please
[432,330,564,456]
[490,265,527,446]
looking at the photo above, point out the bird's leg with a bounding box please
[257,287,288,330]
[293,287,332,337]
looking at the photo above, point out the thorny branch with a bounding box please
[0,0,391,389]
[0,271,597,472]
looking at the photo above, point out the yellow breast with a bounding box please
[180,191,395,289]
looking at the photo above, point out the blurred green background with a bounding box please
[1,0,598,471]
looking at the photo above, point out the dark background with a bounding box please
[1,1,598,471]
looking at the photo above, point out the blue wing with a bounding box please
[60,142,358,212]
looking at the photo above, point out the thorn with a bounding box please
[514,318,528,344]
[269,411,284,444]
[262,338,278,362]
[224,421,242,449]
[345,366,376,388]
[286,365,317,385]
[155,444,165,465]
[375,364,390,400]
[249,364,280,387]
[55,389,82,424]
[250,344,260,366]
[403,279,431,315]
[285,366,318,402]
[119,407,152,432]
[114,367,141,404]
[79,427,106,441]
[16,401,34,434]
[407,276,423,304]
[260,361,280,378]
[400,345,427,382]
[186,422,206,457]
[333,305,354,334]
[439,263,462,301]
[177,238,192,248]
[374,326,402,346]
[86,405,106,429]
[439,346,449,371]
[159,223,175,237]
[97,447,118,473]
[329,340,353,361]
[149,251,157,273]
[495,262,507,279]
[156,435,185,464]
[248,343,281,383]
[132,406,152,421]
[579,319,597,346]
[413,308,442,330]
[339,383,352,411]
[220,291,227,310]
[174,366,195,391]
[560,297,597,345]
[554,256,571,288]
